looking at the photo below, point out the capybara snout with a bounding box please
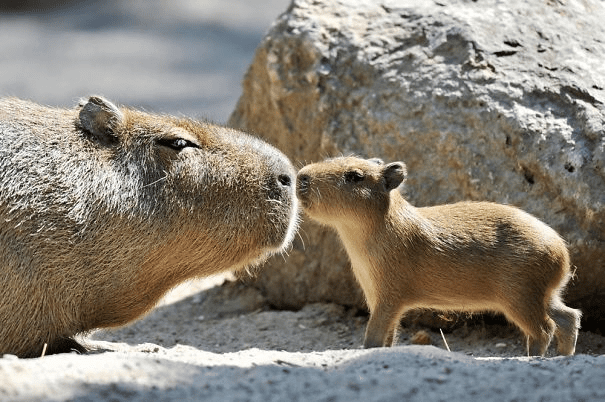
[298,156,581,356]
[0,96,299,357]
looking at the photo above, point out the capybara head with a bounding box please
[297,156,406,225]
[0,96,299,357]
[74,96,299,262]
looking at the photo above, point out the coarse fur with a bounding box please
[297,156,581,356]
[0,96,299,358]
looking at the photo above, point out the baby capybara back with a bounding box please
[297,156,581,356]
[0,97,299,357]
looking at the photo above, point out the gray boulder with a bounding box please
[230,0,605,326]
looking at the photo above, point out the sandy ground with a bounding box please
[2,1,605,401]
[1,277,605,401]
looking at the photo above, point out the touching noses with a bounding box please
[296,173,310,195]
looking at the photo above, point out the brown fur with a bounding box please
[297,156,581,356]
[0,96,299,357]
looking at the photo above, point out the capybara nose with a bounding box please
[268,171,295,201]
[297,173,310,195]
[278,173,292,187]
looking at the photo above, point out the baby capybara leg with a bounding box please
[505,305,555,356]
[384,325,399,347]
[523,316,556,357]
[363,305,401,348]
[526,326,554,357]
[549,298,581,356]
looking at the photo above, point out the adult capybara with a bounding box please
[297,156,581,356]
[0,96,299,357]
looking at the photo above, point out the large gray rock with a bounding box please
[230,0,605,326]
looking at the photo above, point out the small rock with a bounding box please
[1,354,19,360]
[411,330,432,345]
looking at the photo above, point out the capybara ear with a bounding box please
[383,162,407,192]
[78,96,124,146]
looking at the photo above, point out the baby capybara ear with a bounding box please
[78,96,124,146]
[382,162,407,192]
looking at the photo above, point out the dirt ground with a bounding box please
[2,275,605,401]
[89,275,605,358]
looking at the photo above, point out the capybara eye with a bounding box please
[157,138,199,151]
[344,170,364,183]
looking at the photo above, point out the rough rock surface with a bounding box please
[229,0,605,327]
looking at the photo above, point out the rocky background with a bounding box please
[229,0,605,329]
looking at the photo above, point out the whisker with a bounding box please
[313,187,322,202]
[296,230,306,251]
[141,176,167,189]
